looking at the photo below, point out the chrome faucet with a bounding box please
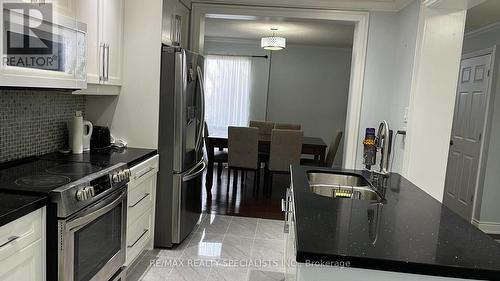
[376,121,391,176]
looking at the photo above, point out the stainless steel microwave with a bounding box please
[0,5,87,89]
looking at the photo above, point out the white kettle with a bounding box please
[68,111,93,153]
[82,121,93,151]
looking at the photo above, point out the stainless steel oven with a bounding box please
[58,187,127,281]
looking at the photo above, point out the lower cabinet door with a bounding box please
[126,208,153,266]
[0,239,43,281]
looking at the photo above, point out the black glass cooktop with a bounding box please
[0,158,108,194]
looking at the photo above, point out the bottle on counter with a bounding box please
[71,111,84,154]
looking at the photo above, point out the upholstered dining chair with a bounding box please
[228,126,260,190]
[204,122,228,179]
[267,129,303,192]
[274,123,301,130]
[249,120,275,137]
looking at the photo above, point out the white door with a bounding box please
[100,0,123,85]
[443,53,492,221]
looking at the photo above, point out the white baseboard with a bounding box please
[472,219,500,234]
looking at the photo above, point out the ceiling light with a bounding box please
[261,28,286,51]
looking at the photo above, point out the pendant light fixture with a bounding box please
[261,28,286,51]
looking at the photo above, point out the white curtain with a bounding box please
[204,55,252,133]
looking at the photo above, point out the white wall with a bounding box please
[356,0,420,173]
[403,5,467,202]
[86,0,163,148]
[204,39,353,166]
[462,24,500,225]
[204,38,270,121]
[267,44,352,166]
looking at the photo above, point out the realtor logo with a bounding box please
[2,3,58,70]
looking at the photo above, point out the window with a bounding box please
[204,55,252,133]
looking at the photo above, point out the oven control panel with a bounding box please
[75,174,116,201]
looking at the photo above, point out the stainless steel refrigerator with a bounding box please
[155,46,206,248]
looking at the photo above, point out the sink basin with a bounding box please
[307,172,382,201]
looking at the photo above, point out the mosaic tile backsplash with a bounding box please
[0,90,85,163]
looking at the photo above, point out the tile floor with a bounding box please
[127,214,288,281]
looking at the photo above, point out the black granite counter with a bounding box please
[291,165,500,280]
[41,147,157,167]
[0,192,48,227]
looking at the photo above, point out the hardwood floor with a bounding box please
[202,164,287,220]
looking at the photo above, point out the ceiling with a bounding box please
[465,0,500,31]
[192,0,414,12]
[204,16,355,47]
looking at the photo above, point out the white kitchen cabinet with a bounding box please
[20,0,75,17]
[76,0,123,86]
[0,208,46,281]
[125,155,159,266]
[162,0,190,48]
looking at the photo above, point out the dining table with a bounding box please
[204,128,328,190]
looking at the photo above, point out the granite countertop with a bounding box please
[0,192,48,227]
[41,147,158,167]
[290,165,500,280]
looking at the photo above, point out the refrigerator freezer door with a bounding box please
[172,160,206,244]
[173,50,205,173]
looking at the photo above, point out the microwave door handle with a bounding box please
[195,66,205,152]
[66,189,126,232]
[106,44,110,81]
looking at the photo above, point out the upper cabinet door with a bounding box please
[75,0,123,86]
[100,0,123,85]
[174,1,190,48]
[162,0,191,48]
[76,0,100,84]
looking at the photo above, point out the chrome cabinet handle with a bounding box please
[129,193,150,208]
[128,229,149,248]
[100,43,106,81]
[0,236,20,248]
[134,167,155,180]
[105,44,110,81]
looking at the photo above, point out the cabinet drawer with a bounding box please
[0,209,43,261]
[129,155,159,187]
[126,208,153,266]
[127,174,155,224]
[0,239,43,281]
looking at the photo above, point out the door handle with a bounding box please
[129,193,150,208]
[195,66,206,152]
[100,43,106,81]
[0,236,19,248]
[183,160,206,182]
[127,229,149,248]
[106,44,110,81]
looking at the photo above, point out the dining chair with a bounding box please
[249,120,275,137]
[228,126,260,190]
[301,131,343,167]
[274,123,301,130]
[204,122,228,179]
[266,129,303,193]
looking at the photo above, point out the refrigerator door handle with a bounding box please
[183,160,206,182]
[195,66,206,153]
[173,50,187,172]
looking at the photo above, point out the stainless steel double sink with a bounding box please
[307,171,382,201]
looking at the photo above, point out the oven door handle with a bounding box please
[66,189,127,232]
